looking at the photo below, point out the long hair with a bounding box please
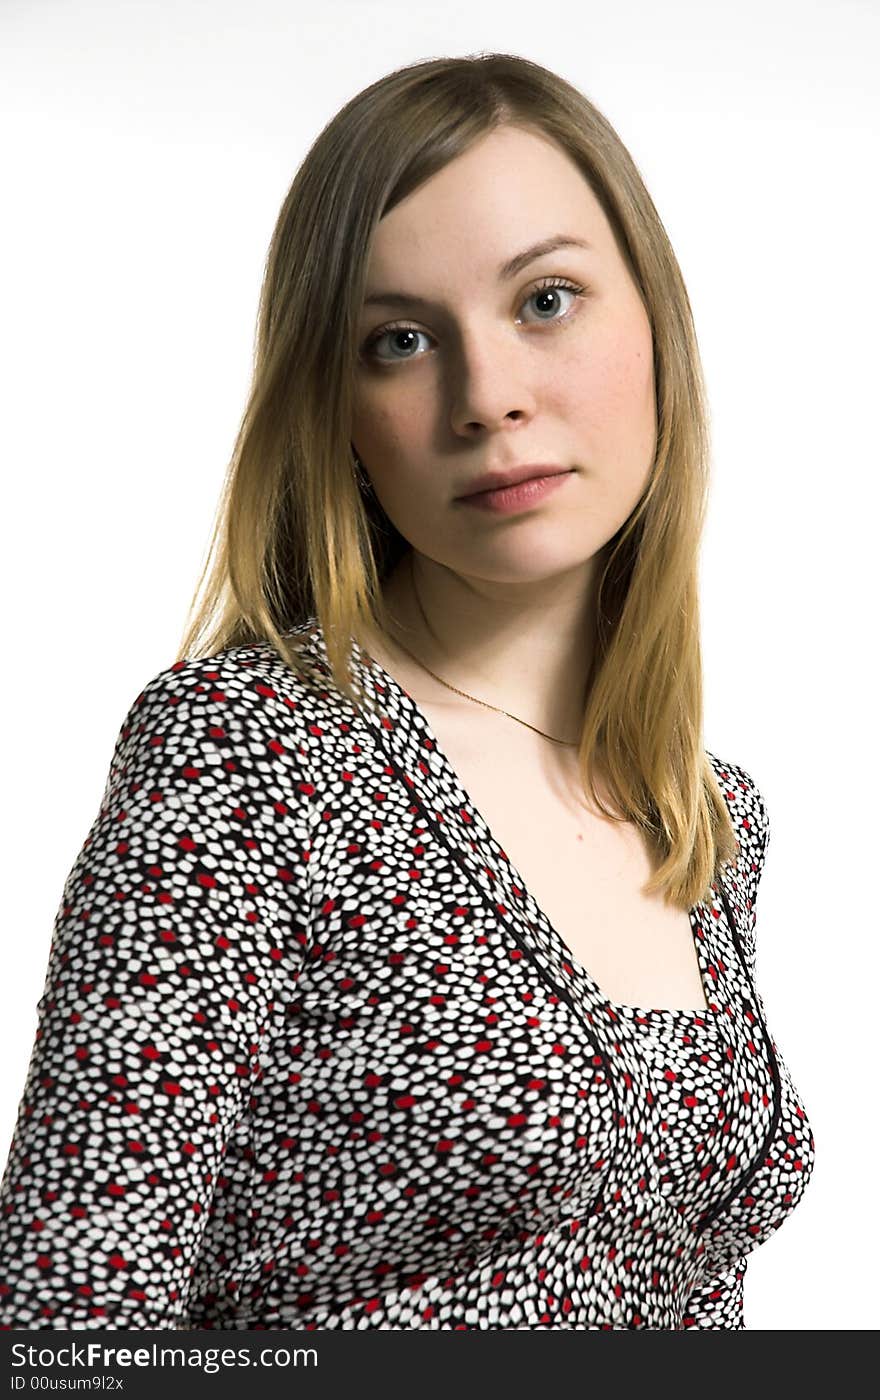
[175,52,740,909]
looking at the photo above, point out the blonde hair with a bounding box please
[175,51,740,909]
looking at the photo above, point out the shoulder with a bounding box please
[705,750,770,858]
[102,635,330,812]
[130,633,321,726]
[705,749,771,942]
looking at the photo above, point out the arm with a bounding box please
[733,763,771,985]
[681,1256,748,1329]
[680,762,772,1331]
[0,659,315,1329]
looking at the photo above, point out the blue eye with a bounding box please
[521,279,584,323]
[364,325,432,364]
[361,277,586,365]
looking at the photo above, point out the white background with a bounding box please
[1,0,877,1330]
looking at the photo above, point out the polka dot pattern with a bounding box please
[0,620,816,1329]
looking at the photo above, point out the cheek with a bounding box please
[599,330,653,413]
[351,394,435,528]
[351,393,424,469]
[568,331,655,452]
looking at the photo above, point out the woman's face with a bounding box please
[351,124,657,588]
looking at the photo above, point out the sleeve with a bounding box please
[0,659,317,1330]
[681,760,771,1331]
[713,755,772,987]
[681,1255,748,1329]
[742,772,770,956]
[732,768,772,1049]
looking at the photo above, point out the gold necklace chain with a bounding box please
[384,553,579,748]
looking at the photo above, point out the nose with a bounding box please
[447,326,538,437]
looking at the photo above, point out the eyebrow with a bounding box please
[361,234,592,310]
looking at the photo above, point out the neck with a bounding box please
[377,549,602,743]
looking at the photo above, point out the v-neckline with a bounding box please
[297,621,729,1031]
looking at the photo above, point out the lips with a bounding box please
[458,464,570,498]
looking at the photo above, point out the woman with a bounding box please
[0,52,815,1331]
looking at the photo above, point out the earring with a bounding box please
[353,453,374,496]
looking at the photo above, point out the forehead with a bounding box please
[363,126,611,285]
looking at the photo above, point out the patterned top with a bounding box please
[0,620,816,1330]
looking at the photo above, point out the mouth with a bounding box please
[457,464,571,498]
[457,469,575,515]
